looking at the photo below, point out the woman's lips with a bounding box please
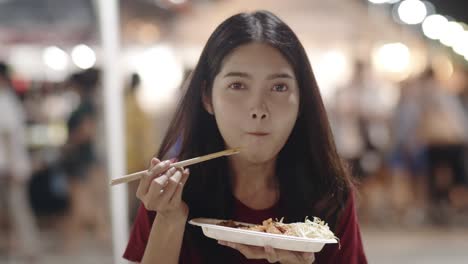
[247,132,270,136]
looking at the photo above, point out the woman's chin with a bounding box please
[225,141,278,163]
[239,150,276,164]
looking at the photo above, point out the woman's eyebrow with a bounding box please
[223,72,295,80]
[266,73,295,80]
[223,71,252,79]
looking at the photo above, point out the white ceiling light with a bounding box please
[422,15,449,40]
[452,31,468,57]
[312,50,351,102]
[131,45,184,113]
[42,46,68,71]
[71,44,96,69]
[398,0,427,25]
[373,42,410,74]
[440,21,464,47]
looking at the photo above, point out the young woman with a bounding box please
[124,11,367,264]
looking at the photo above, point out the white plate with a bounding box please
[189,218,337,253]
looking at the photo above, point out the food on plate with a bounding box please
[217,220,250,229]
[218,217,338,241]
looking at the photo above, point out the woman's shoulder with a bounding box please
[338,188,357,223]
[316,188,367,263]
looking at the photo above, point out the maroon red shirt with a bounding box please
[124,192,367,263]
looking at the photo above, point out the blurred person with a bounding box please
[22,82,47,125]
[417,68,468,222]
[40,81,77,123]
[331,61,395,179]
[125,73,159,219]
[330,62,367,179]
[389,78,429,224]
[124,11,366,264]
[331,61,397,225]
[61,68,108,251]
[0,62,41,260]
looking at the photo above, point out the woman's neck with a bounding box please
[229,156,279,209]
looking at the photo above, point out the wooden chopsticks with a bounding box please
[110,148,241,186]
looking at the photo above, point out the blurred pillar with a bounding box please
[96,0,129,263]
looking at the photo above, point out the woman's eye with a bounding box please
[228,82,245,90]
[272,84,288,92]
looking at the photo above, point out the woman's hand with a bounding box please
[218,241,315,264]
[136,158,190,222]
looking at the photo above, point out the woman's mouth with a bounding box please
[247,132,270,136]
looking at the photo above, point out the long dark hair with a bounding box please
[157,10,352,262]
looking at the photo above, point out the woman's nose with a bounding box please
[250,105,269,120]
[251,112,268,119]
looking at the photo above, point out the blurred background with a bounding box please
[0,0,467,263]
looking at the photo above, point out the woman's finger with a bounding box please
[143,160,172,194]
[264,245,278,263]
[221,242,264,259]
[149,157,159,168]
[154,167,175,186]
[148,159,172,178]
[170,168,190,205]
[275,248,314,264]
[136,158,160,199]
[301,252,315,263]
[219,241,313,264]
[157,168,181,206]
[150,157,159,167]
[143,168,174,210]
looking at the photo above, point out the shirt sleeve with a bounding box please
[315,191,367,264]
[123,203,156,262]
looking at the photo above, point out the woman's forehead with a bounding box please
[219,43,294,76]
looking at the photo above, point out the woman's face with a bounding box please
[206,43,300,163]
